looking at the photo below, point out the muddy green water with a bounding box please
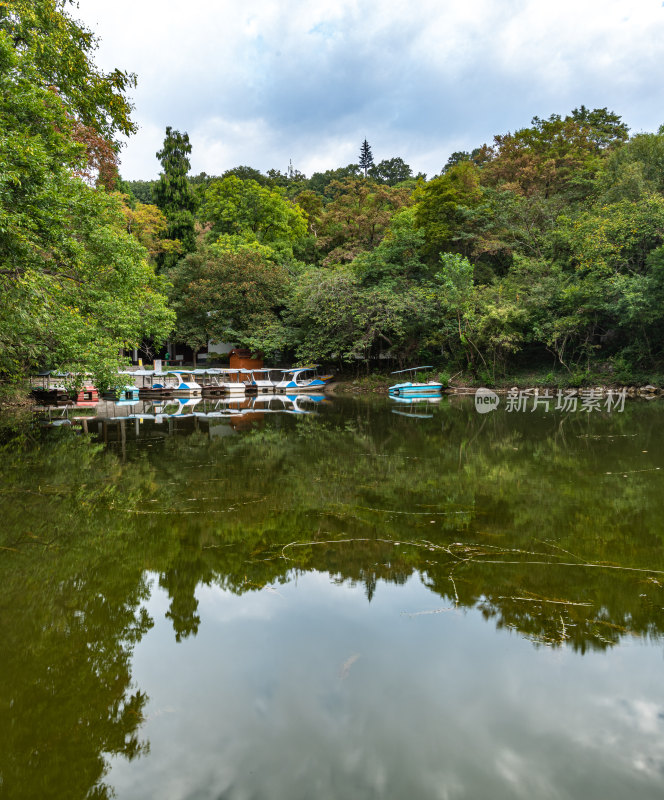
[2,395,664,799]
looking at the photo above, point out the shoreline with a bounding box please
[327,381,663,397]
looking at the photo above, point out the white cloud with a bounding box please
[75,0,664,179]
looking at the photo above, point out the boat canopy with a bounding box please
[281,366,320,375]
[390,365,434,375]
[166,368,208,375]
[201,368,245,375]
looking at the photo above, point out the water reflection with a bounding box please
[18,395,664,652]
[2,396,664,797]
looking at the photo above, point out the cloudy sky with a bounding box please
[74,0,664,181]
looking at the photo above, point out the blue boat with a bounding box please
[275,366,333,392]
[388,366,443,397]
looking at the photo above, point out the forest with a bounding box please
[3,0,664,391]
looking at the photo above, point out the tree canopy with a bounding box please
[4,9,664,394]
[0,0,173,388]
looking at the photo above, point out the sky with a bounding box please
[74,0,664,181]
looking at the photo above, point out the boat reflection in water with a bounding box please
[390,394,442,419]
[61,394,330,433]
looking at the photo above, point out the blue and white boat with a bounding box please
[203,368,247,395]
[118,369,175,397]
[275,366,332,392]
[388,366,443,397]
[158,371,202,397]
[246,368,283,393]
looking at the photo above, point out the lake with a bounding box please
[2,394,664,799]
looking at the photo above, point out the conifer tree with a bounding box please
[359,138,374,178]
[154,126,196,259]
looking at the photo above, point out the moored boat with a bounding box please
[246,367,283,393]
[162,370,202,397]
[274,366,333,392]
[102,385,139,401]
[118,369,175,397]
[388,366,443,397]
[31,371,77,404]
[201,368,247,396]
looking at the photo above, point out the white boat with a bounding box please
[163,370,202,397]
[118,369,176,397]
[388,366,443,397]
[275,366,333,392]
[203,368,247,395]
[246,367,283,393]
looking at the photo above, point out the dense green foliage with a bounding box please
[0,0,173,389]
[156,112,664,381]
[4,2,664,386]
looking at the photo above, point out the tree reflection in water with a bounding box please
[2,396,664,797]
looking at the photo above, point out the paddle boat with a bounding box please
[246,367,284,393]
[32,372,101,405]
[118,369,175,398]
[159,370,202,398]
[102,385,139,401]
[274,366,333,392]
[75,386,99,404]
[201,368,247,396]
[31,371,76,404]
[388,366,443,397]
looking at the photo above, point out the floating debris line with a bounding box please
[496,596,593,607]
[605,468,661,475]
[110,498,267,515]
[277,537,664,578]
[342,505,475,516]
[401,606,457,618]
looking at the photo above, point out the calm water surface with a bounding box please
[2,395,664,799]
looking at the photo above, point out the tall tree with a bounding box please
[153,127,197,259]
[359,139,374,178]
[0,0,136,140]
[0,1,173,389]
